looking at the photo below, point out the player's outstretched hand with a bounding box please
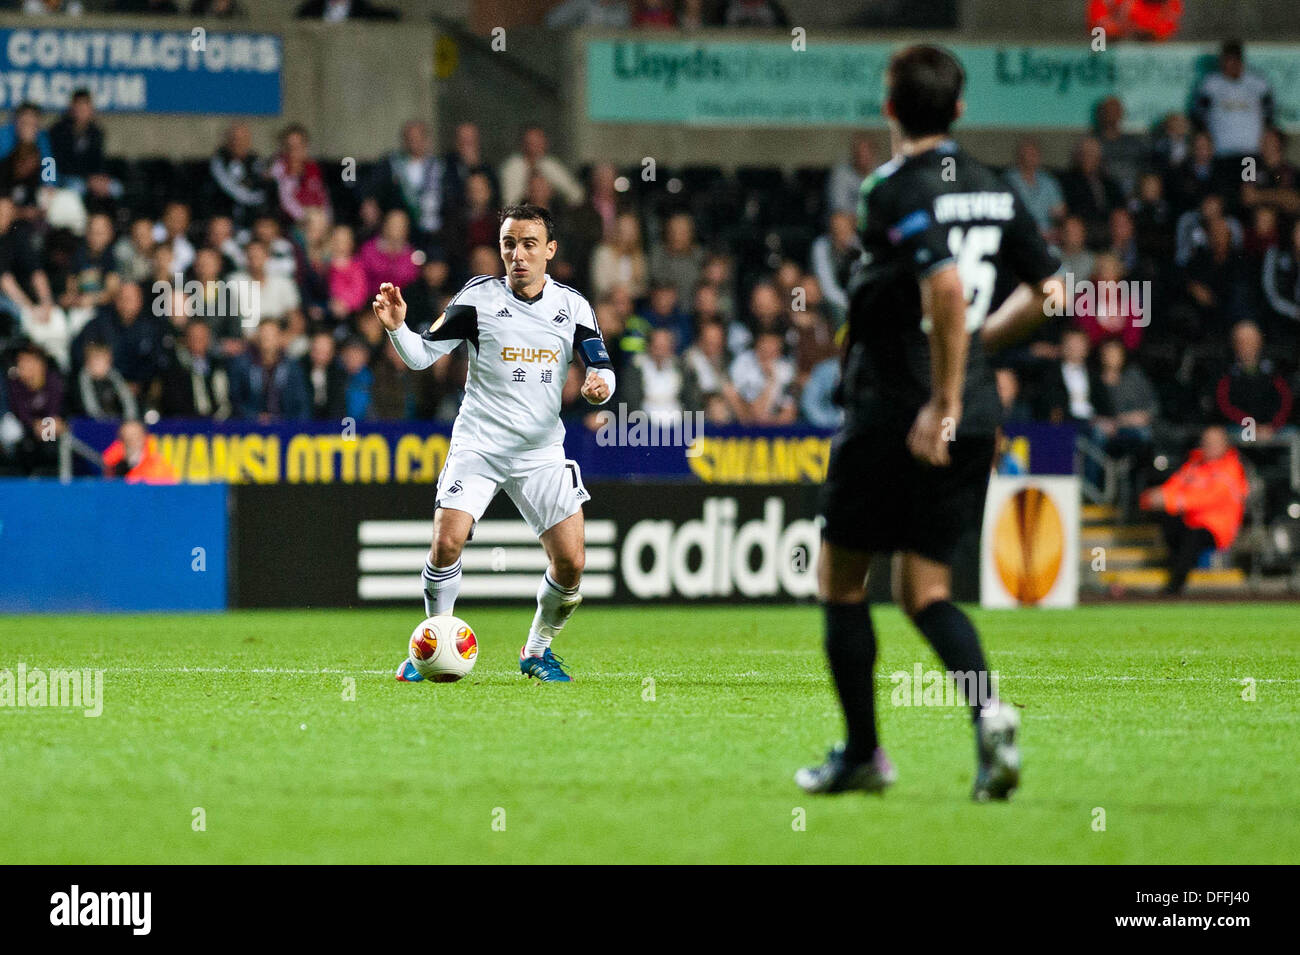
[581,369,611,404]
[372,282,407,332]
[906,401,955,467]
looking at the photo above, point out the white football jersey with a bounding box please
[388,274,614,456]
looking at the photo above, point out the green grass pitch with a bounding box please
[1,603,1296,864]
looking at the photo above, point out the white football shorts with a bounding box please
[434,442,590,538]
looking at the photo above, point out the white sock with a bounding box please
[524,570,580,657]
[422,558,462,617]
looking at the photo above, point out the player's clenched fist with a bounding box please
[372,282,407,331]
[580,368,610,404]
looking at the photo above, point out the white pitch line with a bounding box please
[88,667,1300,683]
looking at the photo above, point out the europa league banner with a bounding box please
[980,475,1081,608]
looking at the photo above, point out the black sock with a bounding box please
[912,600,990,723]
[823,601,878,763]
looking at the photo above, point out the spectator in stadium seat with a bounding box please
[245,213,298,280]
[74,340,136,421]
[1094,96,1148,199]
[1073,253,1143,352]
[72,282,165,392]
[358,208,420,293]
[185,246,243,346]
[800,355,843,430]
[637,281,693,349]
[152,200,195,275]
[366,121,446,249]
[1055,214,1094,283]
[1130,171,1175,269]
[730,330,797,426]
[295,0,398,21]
[339,336,373,419]
[189,0,244,15]
[442,122,497,212]
[157,319,231,419]
[649,212,705,309]
[689,281,727,333]
[545,0,630,29]
[227,240,302,331]
[301,329,348,421]
[1037,328,1106,427]
[467,243,502,279]
[101,419,179,485]
[48,89,104,196]
[681,320,741,418]
[61,212,119,314]
[115,0,180,12]
[0,142,47,222]
[995,367,1034,425]
[1060,136,1125,247]
[724,0,788,27]
[1192,40,1273,161]
[229,319,308,421]
[269,124,330,226]
[789,278,836,389]
[498,126,584,208]
[1005,136,1066,236]
[581,162,620,244]
[205,122,268,230]
[1175,193,1242,268]
[1093,338,1158,491]
[0,103,52,169]
[112,217,155,285]
[1180,216,1251,338]
[632,0,675,28]
[0,196,60,354]
[1240,127,1300,218]
[1152,111,1190,174]
[369,340,414,420]
[1261,218,1300,363]
[204,215,243,273]
[728,281,787,356]
[1140,425,1248,594]
[22,1,86,14]
[1107,207,1139,275]
[590,212,647,301]
[1213,321,1293,440]
[295,206,333,323]
[677,0,708,29]
[700,252,736,323]
[5,342,62,475]
[325,224,368,322]
[1165,129,1225,216]
[592,296,631,375]
[401,253,452,335]
[446,171,500,274]
[621,327,685,425]
[826,132,876,219]
[809,211,861,323]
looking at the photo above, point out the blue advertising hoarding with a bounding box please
[0,27,282,114]
[0,480,227,612]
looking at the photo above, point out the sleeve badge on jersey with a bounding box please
[887,209,931,245]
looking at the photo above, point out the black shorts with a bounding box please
[819,427,997,565]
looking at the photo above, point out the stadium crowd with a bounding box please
[0,40,1298,486]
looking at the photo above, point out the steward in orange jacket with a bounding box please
[102,420,179,485]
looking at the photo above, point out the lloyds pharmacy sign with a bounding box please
[587,39,1300,130]
[0,27,282,113]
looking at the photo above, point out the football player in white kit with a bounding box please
[372,203,615,683]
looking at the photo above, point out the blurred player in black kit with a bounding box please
[796,45,1064,801]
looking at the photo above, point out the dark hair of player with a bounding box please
[885,44,965,138]
[499,203,555,243]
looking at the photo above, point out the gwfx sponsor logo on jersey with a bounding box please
[501,346,561,364]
